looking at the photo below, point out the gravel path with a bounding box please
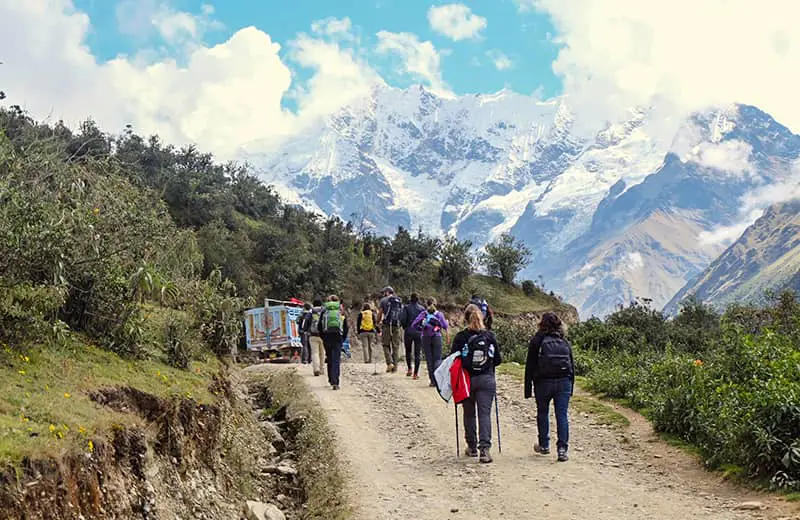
[301,362,799,520]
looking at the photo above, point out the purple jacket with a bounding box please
[411,310,449,337]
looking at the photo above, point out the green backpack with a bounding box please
[321,301,343,333]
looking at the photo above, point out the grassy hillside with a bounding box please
[0,333,221,464]
[462,274,571,316]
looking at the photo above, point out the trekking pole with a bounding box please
[454,402,460,458]
[495,392,502,454]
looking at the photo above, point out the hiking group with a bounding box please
[296,289,575,464]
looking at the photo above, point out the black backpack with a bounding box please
[299,311,313,333]
[385,295,403,325]
[537,336,572,379]
[461,331,496,376]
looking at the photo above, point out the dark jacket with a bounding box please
[356,310,379,334]
[400,302,426,333]
[449,329,502,374]
[524,331,574,398]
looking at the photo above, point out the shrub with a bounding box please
[521,280,537,297]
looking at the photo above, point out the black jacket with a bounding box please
[401,302,426,332]
[449,329,502,374]
[524,331,574,398]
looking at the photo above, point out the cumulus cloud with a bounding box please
[0,1,381,159]
[427,4,487,41]
[375,31,451,96]
[487,49,513,70]
[516,0,800,135]
[115,0,221,46]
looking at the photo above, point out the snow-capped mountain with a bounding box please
[249,84,800,318]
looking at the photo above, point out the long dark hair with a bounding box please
[538,312,564,337]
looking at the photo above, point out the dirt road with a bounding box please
[303,362,797,520]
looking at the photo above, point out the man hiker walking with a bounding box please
[321,295,348,390]
[400,293,426,378]
[377,286,403,373]
[308,299,326,377]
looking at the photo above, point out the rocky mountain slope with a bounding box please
[666,199,800,313]
[250,85,800,317]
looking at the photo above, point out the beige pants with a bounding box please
[310,336,325,375]
[359,332,377,363]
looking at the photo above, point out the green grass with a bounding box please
[0,335,220,465]
[497,363,629,429]
[463,274,568,315]
[658,432,703,457]
[785,492,800,502]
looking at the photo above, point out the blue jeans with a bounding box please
[534,377,572,450]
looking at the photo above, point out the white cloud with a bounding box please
[487,50,513,70]
[310,17,356,41]
[0,1,381,159]
[375,31,451,96]
[427,4,487,41]
[625,252,644,270]
[115,0,221,46]
[521,0,800,135]
[700,159,800,245]
[684,140,753,177]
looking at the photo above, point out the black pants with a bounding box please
[300,333,311,363]
[404,332,422,374]
[422,335,443,385]
[322,333,343,386]
[463,373,496,450]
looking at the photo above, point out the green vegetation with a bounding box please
[464,274,565,316]
[479,232,532,285]
[567,293,800,491]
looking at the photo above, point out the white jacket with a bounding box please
[433,352,459,402]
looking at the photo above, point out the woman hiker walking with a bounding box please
[412,297,449,386]
[524,312,575,462]
[450,304,502,463]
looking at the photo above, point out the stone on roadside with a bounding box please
[245,501,286,520]
[735,501,766,511]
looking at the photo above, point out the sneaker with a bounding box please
[332,385,340,391]
[534,444,550,455]
[428,382,436,387]
[464,447,478,458]
[313,371,320,377]
[557,447,569,462]
[479,448,493,463]
[386,365,393,373]
[406,370,412,377]
[391,364,398,373]
[412,374,419,380]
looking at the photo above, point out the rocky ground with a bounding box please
[270,360,800,520]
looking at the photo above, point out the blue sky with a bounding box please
[72,0,562,103]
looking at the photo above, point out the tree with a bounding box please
[479,233,531,285]
[438,236,473,290]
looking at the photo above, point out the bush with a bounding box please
[521,280,537,297]
[491,317,537,364]
[573,301,800,490]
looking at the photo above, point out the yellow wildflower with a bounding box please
[87,440,94,453]
[64,393,71,399]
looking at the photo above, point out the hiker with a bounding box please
[357,302,379,364]
[450,304,502,463]
[308,299,326,377]
[377,286,403,373]
[524,312,574,462]
[412,297,449,387]
[297,303,313,364]
[320,295,348,390]
[468,294,494,330]
[400,293,426,378]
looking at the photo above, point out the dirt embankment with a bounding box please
[0,369,344,520]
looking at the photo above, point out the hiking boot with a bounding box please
[464,447,479,458]
[411,373,419,380]
[479,448,493,463]
[534,444,550,455]
[332,385,340,391]
[391,364,398,373]
[557,447,569,462]
[313,371,320,377]
[386,365,393,373]
[406,370,412,377]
